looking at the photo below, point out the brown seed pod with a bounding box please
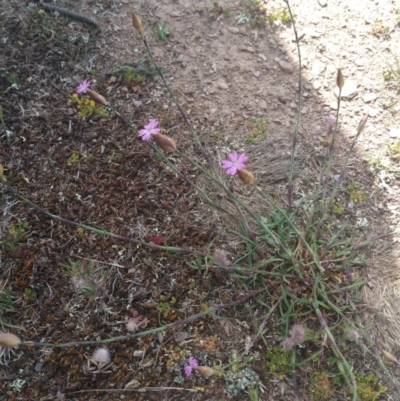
[336,68,344,90]
[154,133,177,153]
[238,168,254,185]
[192,366,217,377]
[0,164,6,182]
[131,11,144,39]
[86,89,107,106]
[357,113,369,135]
[0,333,21,348]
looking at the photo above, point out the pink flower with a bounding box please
[326,116,337,124]
[77,79,91,94]
[138,119,160,141]
[184,356,198,377]
[222,152,248,175]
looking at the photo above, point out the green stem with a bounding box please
[23,288,265,348]
[4,183,203,256]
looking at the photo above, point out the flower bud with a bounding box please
[237,168,254,185]
[382,350,399,364]
[86,89,107,106]
[357,113,368,135]
[192,366,217,377]
[131,11,144,39]
[336,68,344,89]
[154,133,177,153]
[0,333,21,348]
[0,164,6,182]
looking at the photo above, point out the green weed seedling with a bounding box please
[114,61,158,84]
[310,372,338,400]
[0,290,13,315]
[8,75,19,90]
[71,94,106,117]
[347,182,368,203]
[224,367,260,399]
[23,288,37,302]
[354,374,387,401]
[64,258,84,277]
[235,12,251,24]
[268,9,291,25]
[244,0,269,27]
[246,118,267,143]
[1,221,29,252]
[382,50,400,83]
[265,346,294,380]
[154,24,170,43]
[389,141,400,160]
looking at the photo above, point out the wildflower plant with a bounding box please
[71,80,107,118]
[0,3,397,400]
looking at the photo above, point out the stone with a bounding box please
[334,80,358,99]
[252,71,261,78]
[217,81,229,90]
[389,128,400,138]
[318,0,327,6]
[278,60,294,74]
[363,93,377,103]
[169,11,182,17]
[313,81,321,90]
[311,60,326,77]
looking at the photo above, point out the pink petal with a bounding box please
[148,119,159,128]
[189,357,198,367]
[228,152,239,162]
[226,166,238,175]
[184,366,192,376]
[138,130,151,141]
[222,160,233,169]
[237,153,248,164]
[235,162,245,171]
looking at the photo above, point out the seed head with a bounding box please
[92,348,111,366]
[336,68,344,89]
[347,330,360,341]
[131,11,144,39]
[192,366,217,377]
[214,249,231,268]
[280,324,306,350]
[0,164,6,182]
[154,133,177,153]
[238,168,255,185]
[357,113,369,135]
[0,333,21,348]
[86,89,107,106]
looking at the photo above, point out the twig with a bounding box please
[41,3,98,28]
[70,387,199,394]
[23,288,266,348]
[3,182,203,256]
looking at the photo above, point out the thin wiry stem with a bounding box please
[23,288,265,348]
[285,0,302,212]
[3,183,203,256]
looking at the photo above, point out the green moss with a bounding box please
[355,374,387,401]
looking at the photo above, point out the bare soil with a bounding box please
[1,0,400,400]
